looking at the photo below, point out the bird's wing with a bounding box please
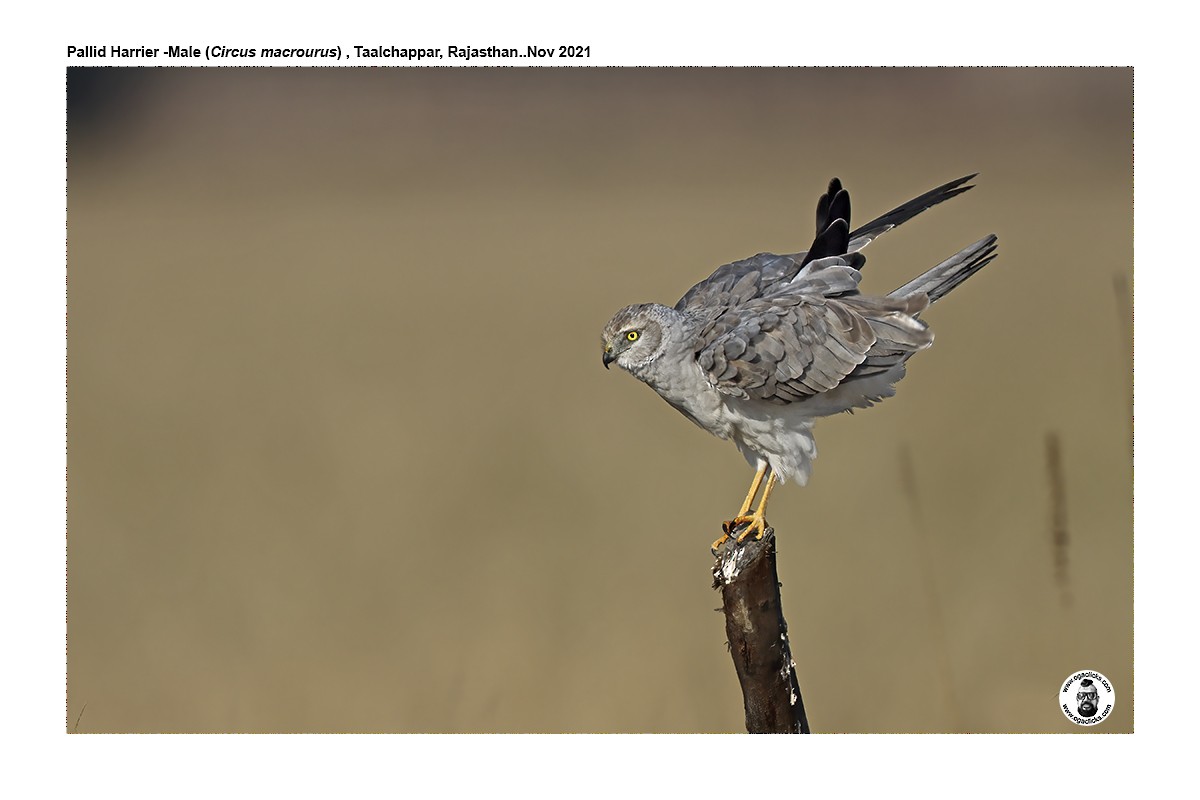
[673,175,978,317]
[673,250,811,319]
[690,254,931,404]
[672,178,853,316]
[844,174,977,255]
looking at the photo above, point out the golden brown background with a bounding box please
[67,67,1132,733]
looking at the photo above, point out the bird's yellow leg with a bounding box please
[736,465,767,518]
[733,472,778,543]
[712,465,769,552]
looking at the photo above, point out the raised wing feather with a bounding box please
[677,175,984,404]
[845,173,977,253]
[674,174,977,316]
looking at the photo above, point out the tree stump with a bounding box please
[713,528,810,734]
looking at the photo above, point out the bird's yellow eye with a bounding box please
[626,331,640,342]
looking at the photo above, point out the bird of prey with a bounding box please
[601,175,997,551]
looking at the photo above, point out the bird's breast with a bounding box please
[634,357,734,440]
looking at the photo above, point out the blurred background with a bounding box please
[66,68,1132,733]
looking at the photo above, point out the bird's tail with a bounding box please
[888,233,999,306]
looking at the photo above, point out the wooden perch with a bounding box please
[713,528,810,734]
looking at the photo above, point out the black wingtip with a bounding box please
[815,177,840,236]
[846,173,981,243]
[799,217,850,268]
[815,177,852,239]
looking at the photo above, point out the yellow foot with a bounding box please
[729,513,769,544]
[712,514,769,552]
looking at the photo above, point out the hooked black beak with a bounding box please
[602,346,615,369]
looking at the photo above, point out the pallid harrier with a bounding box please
[601,175,997,550]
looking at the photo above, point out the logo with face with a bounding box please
[1060,670,1115,726]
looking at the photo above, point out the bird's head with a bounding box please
[601,303,670,372]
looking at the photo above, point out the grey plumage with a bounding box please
[602,175,997,495]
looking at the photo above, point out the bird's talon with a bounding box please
[732,515,768,543]
[712,515,769,551]
[736,527,764,544]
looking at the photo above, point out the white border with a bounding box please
[3,1,1189,795]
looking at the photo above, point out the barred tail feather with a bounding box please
[889,234,999,306]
